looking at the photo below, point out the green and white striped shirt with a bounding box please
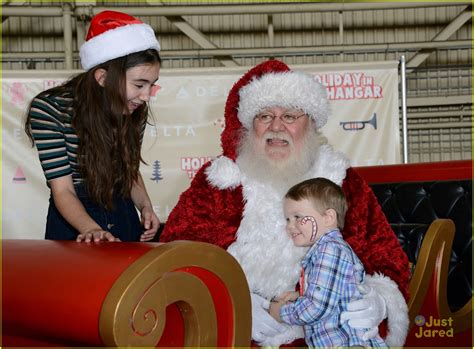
[29,90,147,184]
[29,91,82,183]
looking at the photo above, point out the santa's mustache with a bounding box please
[264,131,293,145]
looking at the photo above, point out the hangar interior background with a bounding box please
[2,1,472,162]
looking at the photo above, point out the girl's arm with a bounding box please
[50,176,117,242]
[131,173,160,241]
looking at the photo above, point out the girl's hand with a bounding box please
[76,229,120,242]
[140,206,160,241]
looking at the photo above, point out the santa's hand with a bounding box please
[250,293,289,342]
[340,283,387,340]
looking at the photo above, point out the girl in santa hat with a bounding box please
[25,10,161,242]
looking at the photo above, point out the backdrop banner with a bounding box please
[2,61,400,239]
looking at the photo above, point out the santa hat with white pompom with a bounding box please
[79,10,160,70]
[206,59,330,190]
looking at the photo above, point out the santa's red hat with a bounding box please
[79,10,160,70]
[206,59,331,190]
[221,59,329,161]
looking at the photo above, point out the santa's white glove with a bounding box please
[250,293,289,343]
[340,283,387,341]
[260,324,304,348]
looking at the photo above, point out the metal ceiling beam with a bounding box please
[408,122,471,130]
[3,40,470,62]
[406,7,472,70]
[165,16,238,67]
[2,2,470,17]
[142,0,236,66]
[407,95,472,107]
[408,110,472,119]
[157,40,471,58]
[63,4,73,70]
[1,0,24,22]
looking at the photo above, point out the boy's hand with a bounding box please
[269,300,284,322]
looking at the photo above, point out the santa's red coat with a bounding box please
[160,163,410,301]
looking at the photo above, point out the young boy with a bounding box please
[269,177,387,348]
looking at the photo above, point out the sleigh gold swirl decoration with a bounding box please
[99,241,251,347]
[2,239,250,347]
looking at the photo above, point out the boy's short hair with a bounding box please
[285,177,348,230]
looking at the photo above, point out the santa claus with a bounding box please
[160,59,410,347]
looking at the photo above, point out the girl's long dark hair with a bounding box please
[25,49,161,210]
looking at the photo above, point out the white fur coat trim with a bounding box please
[365,273,409,347]
[305,144,350,186]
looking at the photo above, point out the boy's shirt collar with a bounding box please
[301,228,341,267]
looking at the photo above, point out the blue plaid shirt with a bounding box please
[280,229,387,348]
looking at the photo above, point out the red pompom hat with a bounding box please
[221,59,330,161]
[79,10,160,70]
[206,59,331,190]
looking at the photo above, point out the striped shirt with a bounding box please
[29,91,81,183]
[280,229,387,348]
[29,90,146,184]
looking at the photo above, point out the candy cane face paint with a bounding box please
[283,198,326,247]
[301,216,318,241]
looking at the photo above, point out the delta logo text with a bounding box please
[340,113,377,131]
[414,315,454,338]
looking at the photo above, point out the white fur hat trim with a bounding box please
[80,23,160,70]
[237,71,330,130]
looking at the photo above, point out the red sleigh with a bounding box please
[2,240,251,347]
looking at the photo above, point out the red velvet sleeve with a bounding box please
[159,163,244,250]
[342,168,411,300]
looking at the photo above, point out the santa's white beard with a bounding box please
[236,127,326,193]
[229,128,329,298]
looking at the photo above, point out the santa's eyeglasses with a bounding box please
[254,111,306,124]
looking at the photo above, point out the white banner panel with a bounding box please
[2,61,400,239]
